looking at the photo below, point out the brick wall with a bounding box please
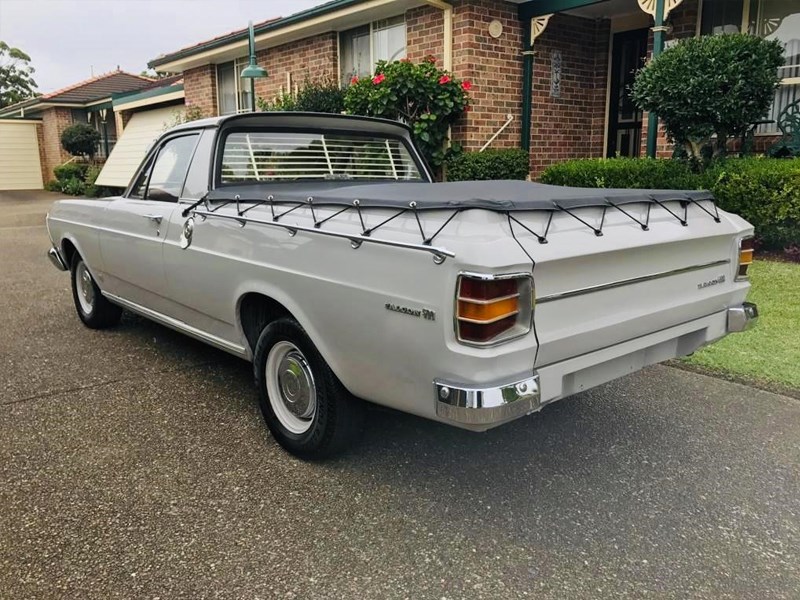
[406,5,445,64]
[41,107,74,180]
[255,33,338,102]
[184,64,218,117]
[529,13,610,174]
[447,0,524,152]
[35,121,48,185]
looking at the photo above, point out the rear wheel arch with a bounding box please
[238,292,293,353]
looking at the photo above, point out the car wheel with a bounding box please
[70,254,122,329]
[254,317,364,459]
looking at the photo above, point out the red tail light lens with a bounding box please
[456,274,533,345]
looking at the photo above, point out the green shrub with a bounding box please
[44,179,62,192]
[83,164,113,197]
[446,149,529,181]
[258,78,344,114]
[702,158,800,250]
[60,123,101,158]
[538,157,800,252]
[631,34,784,159]
[60,177,86,196]
[538,157,697,190]
[53,162,88,182]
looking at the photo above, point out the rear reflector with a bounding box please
[456,274,533,345]
[737,237,754,280]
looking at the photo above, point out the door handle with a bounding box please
[144,214,163,224]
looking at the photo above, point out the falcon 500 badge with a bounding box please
[385,303,436,321]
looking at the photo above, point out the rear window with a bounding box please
[220,131,423,183]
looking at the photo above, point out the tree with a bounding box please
[631,34,784,161]
[61,123,101,159]
[0,41,38,108]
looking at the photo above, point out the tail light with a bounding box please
[736,236,754,280]
[456,273,533,346]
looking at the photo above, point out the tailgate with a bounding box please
[508,199,752,367]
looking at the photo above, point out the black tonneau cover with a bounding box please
[208,180,714,212]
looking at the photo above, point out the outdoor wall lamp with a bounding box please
[240,21,268,112]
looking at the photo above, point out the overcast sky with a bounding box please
[0,0,329,93]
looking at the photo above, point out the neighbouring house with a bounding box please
[95,75,186,188]
[145,0,798,175]
[0,70,156,188]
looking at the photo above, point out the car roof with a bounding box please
[169,112,414,137]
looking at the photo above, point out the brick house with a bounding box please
[146,0,797,176]
[0,70,156,181]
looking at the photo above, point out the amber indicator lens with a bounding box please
[457,276,526,344]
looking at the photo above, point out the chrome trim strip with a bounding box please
[457,292,520,305]
[102,292,249,359]
[435,374,540,425]
[191,209,455,262]
[536,259,731,304]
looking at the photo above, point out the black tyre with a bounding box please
[70,254,122,329]
[254,317,364,459]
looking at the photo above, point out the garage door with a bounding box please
[0,120,43,190]
[96,105,185,188]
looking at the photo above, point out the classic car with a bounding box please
[46,113,758,458]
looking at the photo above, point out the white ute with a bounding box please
[46,113,758,458]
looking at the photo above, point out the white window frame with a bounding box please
[339,15,406,85]
[216,57,253,115]
[698,0,800,135]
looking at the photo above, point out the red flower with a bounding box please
[425,55,436,64]
[350,76,359,84]
[372,73,386,85]
[438,75,451,85]
[461,80,472,91]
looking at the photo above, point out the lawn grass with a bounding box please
[682,260,800,390]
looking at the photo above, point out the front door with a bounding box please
[99,133,200,312]
[606,28,648,158]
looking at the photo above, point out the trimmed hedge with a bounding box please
[446,149,529,181]
[539,157,800,253]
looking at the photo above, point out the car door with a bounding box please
[99,133,200,313]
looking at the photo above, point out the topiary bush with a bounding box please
[539,157,800,255]
[631,34,784,160]
[446,149,529,181]
[344,57,470,171]
[60,123,101,159]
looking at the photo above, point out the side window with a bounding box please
[128,155,154,199]
[181,131,213,200]
[145,135,199,202]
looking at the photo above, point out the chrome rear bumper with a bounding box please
[47,247,68,271]
[727,302,758,332]
[434,375,540,425]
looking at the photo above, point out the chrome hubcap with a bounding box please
[76,262,95,314]
[266,341,316,434]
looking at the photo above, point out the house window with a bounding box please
[217,58,254,115]
[340,15,406,85]
[702,0,800,133]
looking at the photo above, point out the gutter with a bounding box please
[520,20,533,152]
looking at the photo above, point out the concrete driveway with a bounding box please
[1,191,798,599]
